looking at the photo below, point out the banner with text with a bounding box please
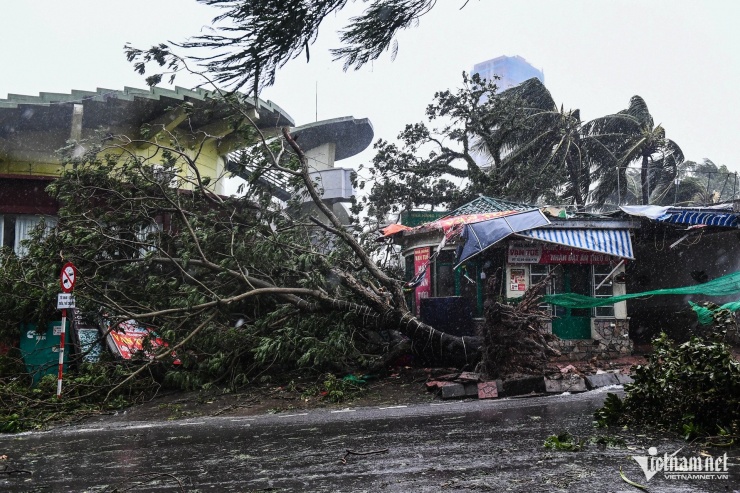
[508,241,610,265]
[413,247,432,316]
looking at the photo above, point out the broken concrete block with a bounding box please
[545,375,586,393]
[585,373,620,389]
[441,383,467,399]
[464,383,479,397]
[502,376,546,396]
[615,373,634,385]
[477,381,498,399]
[457,372,481,382]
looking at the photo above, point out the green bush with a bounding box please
[0,362,148,433]
[595,331,740,439]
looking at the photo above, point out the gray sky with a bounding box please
[3,0,739,177]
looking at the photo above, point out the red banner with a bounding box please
[508,242,610,264]
[413,247,432,316]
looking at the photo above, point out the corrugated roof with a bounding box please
[0,86,294,126]
[0,86,212,108]
[442,196,532,217]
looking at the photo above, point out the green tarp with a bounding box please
[690,300,740,325]
[542,271,740,312]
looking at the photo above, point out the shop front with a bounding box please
[393,206,638,359]
[505,239,626,340]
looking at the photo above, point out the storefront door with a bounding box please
[552,265,592,339]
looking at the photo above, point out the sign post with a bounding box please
[57,262,76,398]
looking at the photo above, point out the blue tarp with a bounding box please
[659,210,739,228]
[455,209,550,267]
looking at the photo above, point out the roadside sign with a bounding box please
[57,293,75,309]
[57,262,77,398]
[60,262,76,293]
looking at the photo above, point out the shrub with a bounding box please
[595,331,740,439]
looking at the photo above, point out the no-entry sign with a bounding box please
[57,262,77,398]
[60,262,76,293]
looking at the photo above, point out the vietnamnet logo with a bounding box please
[633,446,731,481]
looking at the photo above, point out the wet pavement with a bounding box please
[1,388,736,492]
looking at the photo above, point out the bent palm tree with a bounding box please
[587,95,684,205]
[479,78,605,207]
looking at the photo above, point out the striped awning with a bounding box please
[659,210,739,228]
[517,228,634,259]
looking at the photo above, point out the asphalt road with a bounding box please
[1,388,736,492]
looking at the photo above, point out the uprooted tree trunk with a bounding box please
[279,128,483,368]
[479,271,561,378]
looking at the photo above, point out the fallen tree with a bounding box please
[479,270,560,378]
[0,92,481,397]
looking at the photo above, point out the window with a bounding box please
[1,214,57,256]
[531,264,615,318]
[529,264,559,316]
[136,221,163,255]
[592,264,615,317]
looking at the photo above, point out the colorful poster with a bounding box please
[106,320,170,360]
[507,242,610,264]
[509,268,526,292]
[413,247,432,316]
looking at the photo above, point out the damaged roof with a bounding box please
[442,196,532,217]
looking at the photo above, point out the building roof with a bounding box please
[0,85,292,125]
[0,86,294,164]
[291,116,373,161]
[442,196,533,217]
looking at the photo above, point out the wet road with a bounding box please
[1,389,736,492]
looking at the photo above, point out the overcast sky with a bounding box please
[3,0,739,178]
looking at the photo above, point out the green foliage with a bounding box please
[543,432,586,451]
[653,159,739,207]
[0,362,147,433]
[594,332,740,438]
[0,108,402,402]
[252,310,360,369]
[126,1,444,94]
[356,73,672,220]
[302,373,367,403]
[589,434,626,448]
[543,432,626,452]
[586,95,684,206]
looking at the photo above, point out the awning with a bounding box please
[620,205,740,228]
[378,223,412,239]
[455,209,550,267]
[517,228,634,259]
[659,210,739,228]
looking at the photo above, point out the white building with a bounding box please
[472,55,544,91]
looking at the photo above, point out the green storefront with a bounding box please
[20,320,71,385]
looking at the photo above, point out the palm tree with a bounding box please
[586,96,684,206]
[477,78,611,208]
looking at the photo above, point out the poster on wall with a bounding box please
[77,327,103,363]
[413,247,432,316]
[508,242,610,264]
[510,268,526,292]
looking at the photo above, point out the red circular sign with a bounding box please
[60,262,77,293]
